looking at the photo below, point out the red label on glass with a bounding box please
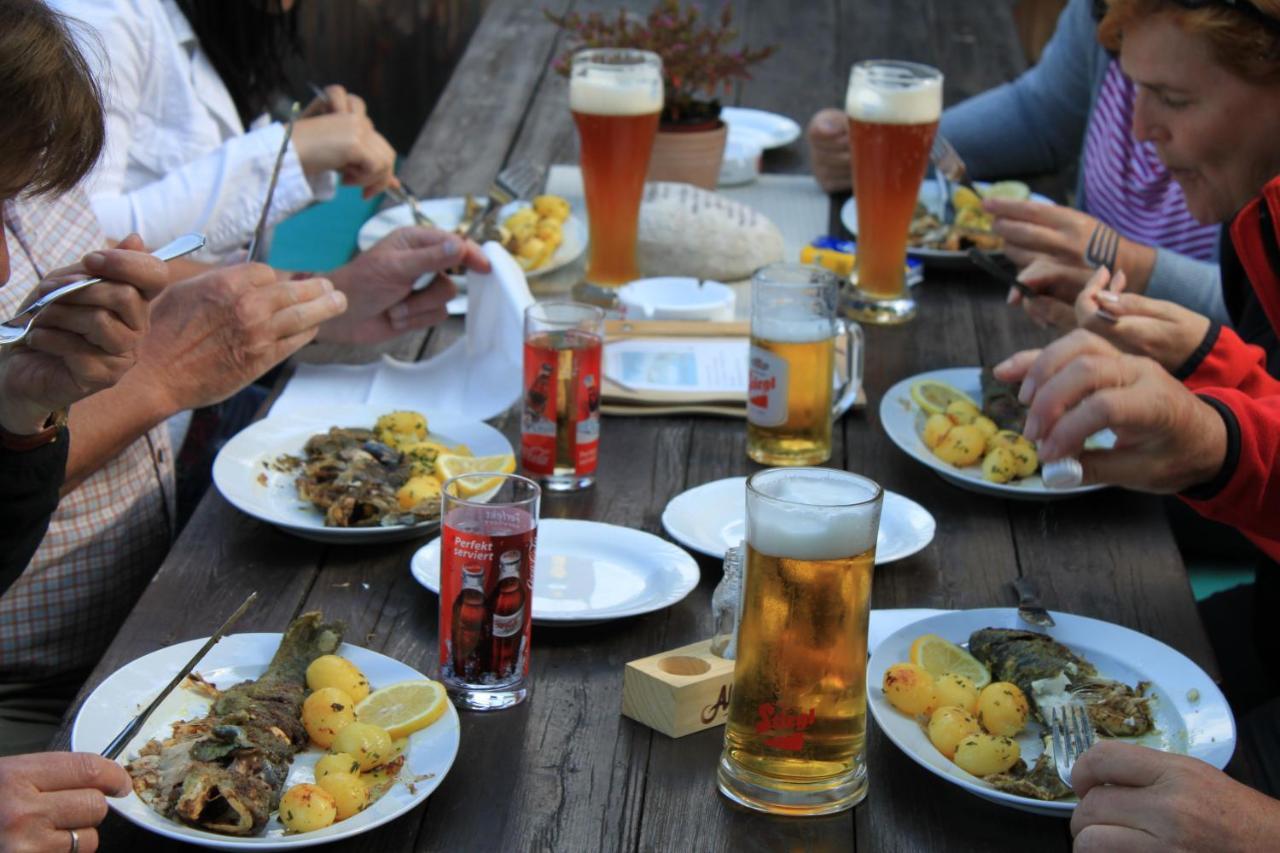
[521,331,601,477]
[439,506,536,687]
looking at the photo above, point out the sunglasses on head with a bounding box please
[1172,0,1280,29]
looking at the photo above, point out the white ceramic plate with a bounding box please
[720,107,802,150]
[356,198,587,278]
[840,181,1054,264]
[212,404,513,543]
[880,367,1112,500]
[867,608,1235,817]
[71,633,460,849]
[660,476,936,565]
[411,519,700,625]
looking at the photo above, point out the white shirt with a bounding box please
[50,0,335,262]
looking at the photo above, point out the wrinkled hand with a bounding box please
[291,112,397,198]
[1007,255,1100,329]
[131,263,347,414]
[318,227,490,345]
[986,197,1107,271]
[1071,741,1280,852]
[300,83,367,119]
[1075,269,1210,373]
[806,108,851,194]
[0,234,167,434]
[993,329,1227,493]
[0,751,132,853]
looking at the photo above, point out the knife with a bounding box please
[1012,577,1056,628]
[246,104,299,263]
[101,591,259,760]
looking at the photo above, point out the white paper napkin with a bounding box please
[272,241,533,422]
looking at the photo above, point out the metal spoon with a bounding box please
[0,233,207,347]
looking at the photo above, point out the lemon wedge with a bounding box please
[354,679,448,740]
[909,379,979,416]
[437,452,517,498]
[909,634,991,688]
[951,185,984,211]
[980,180,1031,202]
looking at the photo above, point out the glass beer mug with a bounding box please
[747,263,863,466]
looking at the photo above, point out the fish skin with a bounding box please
[127,612,345,836]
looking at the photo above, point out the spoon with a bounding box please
[0,233,207,347]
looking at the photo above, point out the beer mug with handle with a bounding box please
[718,467,883,815]
[747,263,864,466]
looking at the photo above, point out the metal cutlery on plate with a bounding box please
[1049,700,1096,788]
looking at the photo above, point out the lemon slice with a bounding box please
[354,679,448,739]
[910,379,979,416]
[909,634,991,688]
[951,185,984,211]
[437,452,517,498]
[980,180,1031,202]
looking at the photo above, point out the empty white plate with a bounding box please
[660,476,936,564]
[411,519,700,624]
[720,107,802,149]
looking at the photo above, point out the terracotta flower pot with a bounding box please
[646,120,728,190]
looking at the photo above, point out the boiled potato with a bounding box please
[315,752,362,780]
[302,687,356,748]
[332,721,394,771]
[396,475,442,511]
[932,425,986,467]
[976,682,1030,737]
[518,236,547,261]
[504,207,538,229]
[279,783,337,833]
[922,413,953,449]
[945,400,981,426]
[402,440,451,476]
[973,416,998,440]
[882,662,937,716]
[1009,438,1039,478]
[306,655,370,704]
[536,218,562,242]
[981,446,1018,484]
[988,429,1022,451]
[508,219,537,242]
[927,706,982,759]
[933,673,979,714]
[953,733,1021,777]
[375,411,427,444]
[533,194,571,222]
[318,771,369,821]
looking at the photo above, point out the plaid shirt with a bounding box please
[0,191,175,681]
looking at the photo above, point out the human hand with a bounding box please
[806,108,851,194]
[300,83,367,119]
[0,234,167,434]
[129,263,347,414]
[1003,255,1100,329]
[1075,269,1210,372]
[1071,740,1280,852]
[0,751,132,853]
[993,329,1227,493]
[291,113,397,198]
[319,227,490,345]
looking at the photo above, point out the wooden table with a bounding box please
[53,2,1220,850]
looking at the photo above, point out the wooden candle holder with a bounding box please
[621,639,736,738]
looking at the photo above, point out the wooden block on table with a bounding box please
[621,639,737,738]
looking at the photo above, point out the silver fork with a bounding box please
[1049,700,1096,789]
[930,133,977,223]
[464,161,543,241]
[385,181,436,228]
[1085,223,1120,272]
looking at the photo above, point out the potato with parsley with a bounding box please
[927,706,982,759]
[953,733,1021,777]
[533,194,571,222]
[932,424,986,467]
[976,682,1030,737]
[933,673,980,714]
[981,446,1019,484]
[945,399,981,426]
[317,771,368,821]
[315,752,362,779]
[302,686,356,748]
[375,411,427,446]
[972,415,998,440]
[922,413,953,449]
[279,783,337,832]
[306,655,370,704]
[332,721,394,771]
[397,475,442,511]
[401,440,449,477]
[1008,438,1039,478]
[882,662,937,716]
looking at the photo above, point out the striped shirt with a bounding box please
[1082,60,1219,261]
[0,191,175,681]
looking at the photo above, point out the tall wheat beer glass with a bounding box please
[570,49,663,286]
[843,60,942,325]
[718,468,883,815]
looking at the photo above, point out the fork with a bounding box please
[1049,701,1096,789]
[385,181,436,228]
[1084,223,1120,272]
[930,133,978,223]
[464,160,543,241]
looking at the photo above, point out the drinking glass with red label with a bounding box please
[522,301,605,491]
[439,472,540,711]
[747,264,863,466]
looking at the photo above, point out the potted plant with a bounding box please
[546,1,775,189]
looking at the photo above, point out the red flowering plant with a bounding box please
[545,1,776,128]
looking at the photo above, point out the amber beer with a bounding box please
[570,49,663,286]
[747,323,834,466]
[845,60,942,324]
[718,468,883,816]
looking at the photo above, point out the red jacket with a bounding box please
[1178,175,1280,561]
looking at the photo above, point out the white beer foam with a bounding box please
[845,65,942,125]
[752,316,833,344]
[749,471,880,560]
[570,67,663,116]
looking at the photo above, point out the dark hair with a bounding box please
[176,0,301,124]
[0,0,106,197]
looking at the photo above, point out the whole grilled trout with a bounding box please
[127,612,344,835]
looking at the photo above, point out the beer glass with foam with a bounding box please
[717,468,882,815]
[843,60,942,325]
[570,49,663,286]
[748,263,863,466]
